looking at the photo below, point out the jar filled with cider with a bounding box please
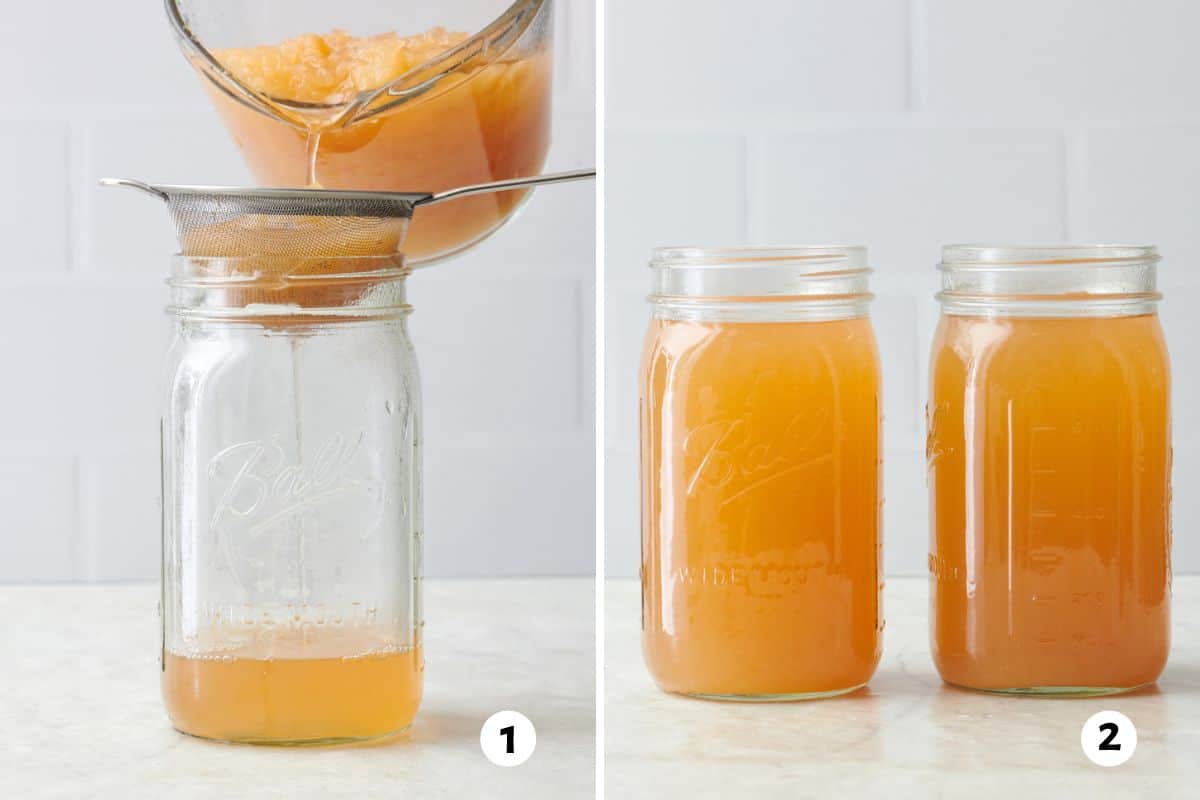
[640,247,883,700]
[928,245,1171,695]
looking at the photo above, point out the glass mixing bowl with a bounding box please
[166,0,553,265]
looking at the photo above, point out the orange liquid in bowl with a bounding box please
[928,314,1171,692]
[206,28,552,262]
[640,317,883,697]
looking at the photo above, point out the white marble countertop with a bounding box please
[606,576,1200,799]
[0,578,594,799]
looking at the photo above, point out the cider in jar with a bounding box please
[928,245,1171,695]
[163,627,423,744]
[640,247,883,699]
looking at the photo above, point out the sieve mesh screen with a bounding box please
[101,169,594,260]
[172,211,411,259]
[103,179,424,259]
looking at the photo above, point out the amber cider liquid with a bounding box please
[928,314,1171,693]
[641,317,883,698]
[163,629,422,743]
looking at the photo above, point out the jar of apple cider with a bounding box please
[640,247,883,700]
[160,255,423,743]
[928,245,1171,695]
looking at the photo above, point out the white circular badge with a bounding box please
[480,710,537,767]
[1081,710,1137,767]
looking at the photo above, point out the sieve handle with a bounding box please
[421,168,596,207]
[98,177,169,201]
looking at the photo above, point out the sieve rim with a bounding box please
[154,183,429,219]
[152,184,431,203]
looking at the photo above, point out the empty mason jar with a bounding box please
[159,254,423,744]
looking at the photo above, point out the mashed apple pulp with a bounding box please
[207,27,552,262]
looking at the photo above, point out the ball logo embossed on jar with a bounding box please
[925,400,951,474]
[205,431,389,591]
[678,367,836,600]
[684,396,833,503]
[208,431,379,534]
[684,361,833,491]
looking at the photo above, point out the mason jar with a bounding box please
[159,254,423,743]
[640,246,883,700]
[928,244,1171,695]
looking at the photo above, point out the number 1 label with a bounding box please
[481,711,536,767]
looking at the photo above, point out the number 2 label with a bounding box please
[1082,711,1137,767]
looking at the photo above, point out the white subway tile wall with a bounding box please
[606,1,910,115]
[921,0,1200,113]
[0,0,595,582]
[606,0,1200,577]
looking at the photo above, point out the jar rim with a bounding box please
[651,245,868,269]
[940,243,1159,268]
[647,245,871,315]
[938,243,1161,317]
[169,253,410,284]
[168,253,410,318]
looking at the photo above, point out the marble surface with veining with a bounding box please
[0,579,595,799]
[606,576,1200,799]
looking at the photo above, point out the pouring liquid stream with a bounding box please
[304,129,322,189]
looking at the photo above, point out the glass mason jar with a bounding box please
[160,254,423,744]
[928,245,1171,695]
[640,246,883,700]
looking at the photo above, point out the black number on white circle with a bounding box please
[500,724,516,754]
[1098,722,1121,751]
[1081,710,1136,767]
[480,711,535,766]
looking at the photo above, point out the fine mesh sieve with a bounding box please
[101,169,594,259]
